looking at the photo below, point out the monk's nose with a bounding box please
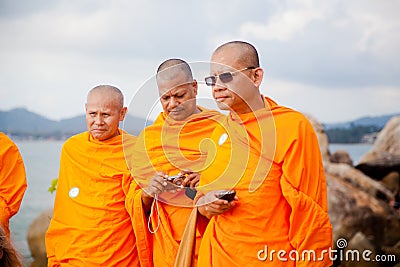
[94,115,104,125]
[212,82,226,92]
[168,97,179,109]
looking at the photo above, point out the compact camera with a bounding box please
[163,173,198,200]
[164,174,185,186]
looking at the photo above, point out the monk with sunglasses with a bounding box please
[195,41,332,266]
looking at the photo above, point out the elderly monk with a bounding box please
[196,41,332,266]
[45,85,139,266]
[125,59,224,267]
[0,133,27,239]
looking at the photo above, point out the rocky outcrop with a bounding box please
[323,116,400,266]
[327,173,393,239]
[27,208,52,267]
[330,149,353,166]
[356,116,400,180]
[305,114,330,162]
[325,163,393,201]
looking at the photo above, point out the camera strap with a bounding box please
[148,194,161,234]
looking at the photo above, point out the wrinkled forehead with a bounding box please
[86,91,122,109]
[157,73,192,96]
[209,62,241,76]
[210,55,242,75]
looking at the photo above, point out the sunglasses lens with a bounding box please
[205,76,216,86]
[219,72,233,83]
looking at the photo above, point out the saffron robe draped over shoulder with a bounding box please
[46,131,139,267]
[125,107,224,267]
[0,132,27,238]
[196,97,332,267]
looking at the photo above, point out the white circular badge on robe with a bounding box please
[69,187,80,198]
[218,133,228,146]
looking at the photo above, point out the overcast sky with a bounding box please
[1,0,399,124]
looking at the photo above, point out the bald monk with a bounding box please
[45,85,139,266]
[196,41,332,266]
[125,59,224,267]
[0,133,27,239]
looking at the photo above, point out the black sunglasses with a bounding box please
[205,66,255,86]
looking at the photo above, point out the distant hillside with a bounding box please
[323,113,400,143]
[2,108,398,142]
[0,108,151,139]
[323,113,400,130]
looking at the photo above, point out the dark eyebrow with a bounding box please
[161,88,187,98]
[173,91,186,96]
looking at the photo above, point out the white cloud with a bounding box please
[239,0,327,41]
[0,0,399,123]
[263,78,400,123]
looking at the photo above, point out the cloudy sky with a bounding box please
[0,0,399,124]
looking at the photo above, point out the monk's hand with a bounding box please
[198,190,238,219]
[180,169,200,189]
[142,172,168,199]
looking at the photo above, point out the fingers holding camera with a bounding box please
[181,170,200,189]
[142,172,168,198]
[141,172,168,216]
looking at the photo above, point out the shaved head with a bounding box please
[210,40,264,114]
[87,85,124,109]
[156,58,193,85]
[155,58,199,121]
[85,85,127,141]
[213,41,260,69]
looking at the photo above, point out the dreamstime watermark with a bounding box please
[257,238,397,263]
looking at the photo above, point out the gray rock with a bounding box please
[381,171,400,193]
[357,116,400,179]
[331,149,354,166]
[325,163,394,202]
[341,232,380,267]
[305,113,331,163]
[27,209,52,267]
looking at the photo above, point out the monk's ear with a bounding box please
[252,68,264,87]
[119,107,128,121]
[192,80,198,95]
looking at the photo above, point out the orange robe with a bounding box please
[196,97,332,267]
[0,132,27,238]
[125,107,224,267]
[45,130,139,267]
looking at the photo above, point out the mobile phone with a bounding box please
[216,190,236,202]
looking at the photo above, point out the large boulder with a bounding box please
[325,163,394,202]
[305,113,330,163]
[311,115,400,266]
[327,173,400,266]
[330,149,353,166]
[356,116,400,180]
[27,209,52,267]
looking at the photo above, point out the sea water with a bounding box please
[10,140,62,263]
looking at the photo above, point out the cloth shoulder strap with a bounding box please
[174,207,198,267]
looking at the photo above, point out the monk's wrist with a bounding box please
[196,196,212,219]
